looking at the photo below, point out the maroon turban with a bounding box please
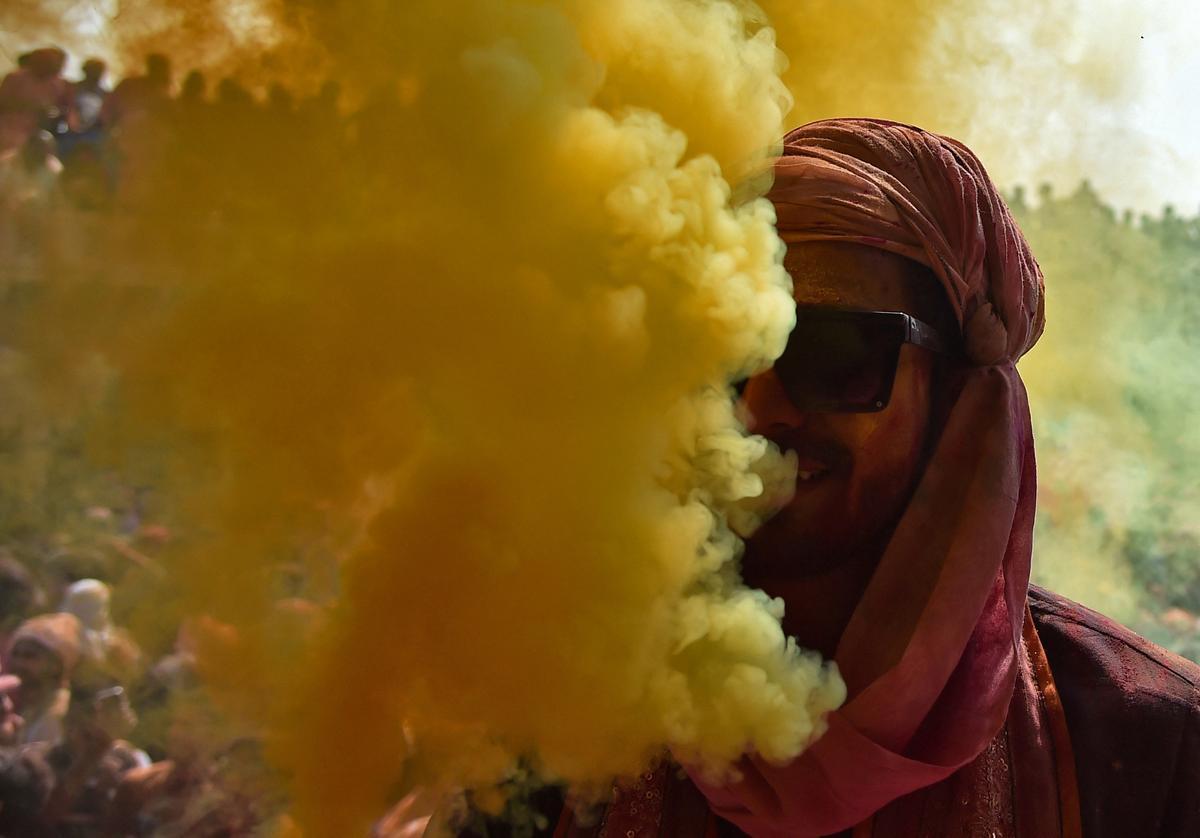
[769,118,1045,365]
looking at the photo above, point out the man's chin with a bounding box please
[744,525,849,578]
[742,509,862,578]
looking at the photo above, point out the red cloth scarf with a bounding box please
[554,607,1080,837]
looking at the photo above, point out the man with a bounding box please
[178,70,207,108]
[99,54,172,131]
[72,60,107,126]
[0,746,54,837]
[0,129,63,212]
[59,579,142,684]
[61,58,109,162]
[106,705,266,836]
[8,613,82,746]
[31,680,147,837]
[100,53,173,206]
[551,120,1200,836]
[0,47,69,157]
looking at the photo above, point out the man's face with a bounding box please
[8,640,61,690]
[741,241,950,575]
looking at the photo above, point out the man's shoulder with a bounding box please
[1029,585,1200,835]
[1028,584,1200,704]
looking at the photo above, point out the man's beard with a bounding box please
[740,428,923,581]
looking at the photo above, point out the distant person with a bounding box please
[0,129,64,279]
[59,580,142,683]
[68,59,108,136]
[59,58,108,168]
[0,560,37,745]
[174,68,210,147]
[178,70,207,107]
[107,704,262,836]
[214,77,255,112]
[100,53,171,130]
[304,78,340,120]
[300,78,342,145]
[0,129,63,212]
[0,746,54,836]
[7,613,82,746]
[101,53,173,206]
[34,680,148,837]
[0,554,44,655]
[266,82,295,116]
[0,47,68,156]
[0,664,23,747]
[171,71,209,171]
[130,630,198,762]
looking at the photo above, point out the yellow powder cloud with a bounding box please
[16,2,853,833]
[14,0,1180,833]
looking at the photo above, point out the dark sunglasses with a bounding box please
[737,307,952,413]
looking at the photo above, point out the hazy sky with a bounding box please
[1118,3,1200,212]
[1028,1,1200,213]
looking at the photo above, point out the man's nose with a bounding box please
[746,369,814,433]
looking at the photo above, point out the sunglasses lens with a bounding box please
[774,314,903,412]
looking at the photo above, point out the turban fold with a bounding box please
[769,118,1045,366]
[693,119,1049,836]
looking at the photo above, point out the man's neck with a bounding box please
[741,538,885,660]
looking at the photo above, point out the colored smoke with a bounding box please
[12,1,852,834]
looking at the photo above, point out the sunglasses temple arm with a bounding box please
[907,315,950,355]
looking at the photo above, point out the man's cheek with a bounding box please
[855,424,925,504]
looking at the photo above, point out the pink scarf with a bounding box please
[692,119,1047,836]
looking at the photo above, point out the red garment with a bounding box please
[693,370,1035,837]
[1030,587,1200,836]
